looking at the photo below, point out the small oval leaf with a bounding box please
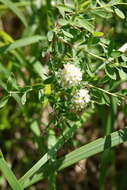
[114,8,125,19]
[21,92,27,105]
[105,65,117,80]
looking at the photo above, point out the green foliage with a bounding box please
[0,0,127,189]
[0,156,23,190]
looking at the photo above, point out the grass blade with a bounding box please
[99,99,117,190]
[47,128,57,190]
[19,109,93,187]
[0,155,23,190]
[0,1,31,11]
[21,127,127,188]
[58,128,126,170]
[0,0,27,26]
[19,124,81,186]
[0,35,45,53]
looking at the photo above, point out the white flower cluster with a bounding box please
[71,89,91,110]
[59,63,82,88]
[58,63,91,110]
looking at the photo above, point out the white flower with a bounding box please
[58,63,82,88]
[72,88,90,109]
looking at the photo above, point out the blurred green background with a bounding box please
[0,0,127,190]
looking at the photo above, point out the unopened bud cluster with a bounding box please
[58,63,91,109]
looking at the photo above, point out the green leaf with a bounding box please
[19,125,79,187]
[93,32,104,37]
[114,8,125,19]
[21,92,27,105]
[44,76,54,84]
[38,90,44,101]
[66,112,79,121]
[30,121,45,154]
[58,19,69,26]
[79,0,90,10]
[118,68,127,80]
[111,50,121,58]
[121,55,127,62]
[86,62,95,77]
[0,157,23,190]
[31,121,41,137]
[109,0,121,5]
[73,18,94,33]
[0,1,31,11]
[0,150,3,158]
[91,89,105,104]
[7,73,18,91]
[0,35,45,53]
[0,80,7,91]
[62,30,73,38]
[33,61,46,80]
[0,63,10,78]
[44,84,52,95]
[47,128,57,160]
[120,62,127,68]
[57,128,127,171]
[19,109,93,188]
[0,30,13,43]
[99,99,115,189]
[102,93,110,105]
[105,65,117,80]
[12,94,23,108]
[0,0,27,26]
[91,9,112,18]
[47,128,57,189]
[57,4,73,17]
[0,96,9,108]
[47,31,54,42]
[22,127,127,188]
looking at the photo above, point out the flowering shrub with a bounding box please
[0,0,127,190]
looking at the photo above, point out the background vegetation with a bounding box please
[0,0,127,189]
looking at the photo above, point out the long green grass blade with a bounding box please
[0,1,31,11]
[0,35,45,53]
[58,128,126,170]
[47,128,57,190]
[99,99,117,190]
[19,124,81,186]
[19,109,93,187]
[0,156,23,190]
[0,0,27,26]
[21,127,127,188]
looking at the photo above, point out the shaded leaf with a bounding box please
[0,96,9,108]
[105,65,117,80]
